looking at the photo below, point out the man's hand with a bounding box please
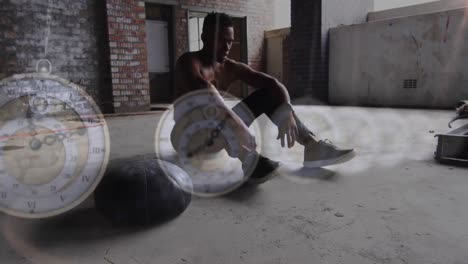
[457,102,468,115]
[277,111,299,148]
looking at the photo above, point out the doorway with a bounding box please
[145,3,174,104]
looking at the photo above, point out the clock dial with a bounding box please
[0,73,110,218]
[155,89,262,197]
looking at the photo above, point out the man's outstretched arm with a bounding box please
[227,59,290,104]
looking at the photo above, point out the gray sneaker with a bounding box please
[303,139,356,168]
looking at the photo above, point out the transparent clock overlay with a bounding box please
[0,73,110,218]
[155,89,263,197]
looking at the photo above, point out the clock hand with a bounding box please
[1,145,25,152]
[186,118,228,158]
[187,136,214,158]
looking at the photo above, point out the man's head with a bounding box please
[201,12,234,63]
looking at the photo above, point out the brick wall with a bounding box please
[1,0,273,113]
[104,0,274,112]
[289,0,326,102]
[174,0,274,71]
[175,7,188,62]
[106,0,150,113]
[0,0,112,112]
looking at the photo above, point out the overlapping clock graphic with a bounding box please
[0,72,110,218]
[155,89,262,197]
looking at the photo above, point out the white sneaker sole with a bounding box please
[303,150,356,168]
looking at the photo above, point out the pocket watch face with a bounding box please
[155,89,262,197]
[0,73,110,218]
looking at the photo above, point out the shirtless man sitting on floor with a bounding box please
[171,12,355,183]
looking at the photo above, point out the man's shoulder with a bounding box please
[224,58,251,72]
[177,51,200,66]
[224,58,240,67]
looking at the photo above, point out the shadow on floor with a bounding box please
[222,183,264,202]
[1,207,174,250]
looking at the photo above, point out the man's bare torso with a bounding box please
[175,51,239,99]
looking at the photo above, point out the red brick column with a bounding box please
[106,0,150,113]
[174,8,189,61]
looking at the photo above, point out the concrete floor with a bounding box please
[1,106,468,264]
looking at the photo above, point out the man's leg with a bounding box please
[232,88,355,168]
[229,88,285,183]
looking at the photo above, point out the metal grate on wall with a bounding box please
[404,79,417,89]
